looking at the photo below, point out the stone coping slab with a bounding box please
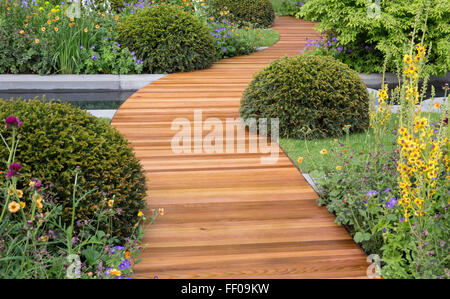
[0,74,167,91]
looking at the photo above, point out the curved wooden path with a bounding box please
[111,17,369,278]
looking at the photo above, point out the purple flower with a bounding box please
[366,190,378,197]
[5,115,22,129]
[384,188,391,193]
[111,246,124,254]
[6,162,22,178]
[91,46,95,50]
[91,55,98,60]
[383,228,386,232]
[400,217,405,223]
[80,45,84,50]
[119,259,131,270]
[386,197,397,209]
[337,45,343,52]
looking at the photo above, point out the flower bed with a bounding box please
[0,115,163,278]
[280,42,449,278]
[0,0,279,75]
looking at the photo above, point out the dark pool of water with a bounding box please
[0,90,135,110]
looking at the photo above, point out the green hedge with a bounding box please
[0,99,146,238]
[211,0,275,28]
[298,0,450,75]
[118,4,216,73]
[240,55,370,139]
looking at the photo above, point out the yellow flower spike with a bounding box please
[403,54,413,64]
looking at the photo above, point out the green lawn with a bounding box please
[235,27,280,48]
[279,113,442,173]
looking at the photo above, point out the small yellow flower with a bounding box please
[95,24,100,29]
[54,27,59,32]
[8,187,16,196]
[55,16,59,21]
[336,165,342,171]
[297,157,303,163]
[403,54,412,64]
[36,201,43,209]
[19,30,25,34]
[115,15,119,21]
[137,210,144,217]
[84,28,88,33]
[20,202,26,209]
[70,17,74,22]
[16,189,23,198]
[8,201,21,213]
[47,20,51,25]
[109,269,121,276]
[434,102,441,109]
[40,235,49,242]
[108,199,114,207]
[125,251,131,259]
[158,208,165,216]
[41,27,46,31]
[320,149,328,155]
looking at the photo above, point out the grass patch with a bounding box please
[279,113,442,173]
[235,28,280,48]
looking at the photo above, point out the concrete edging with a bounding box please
[0,74,168,91]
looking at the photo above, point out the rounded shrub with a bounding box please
[210,0,275,28]
[240,55,370,139]
[118,4,216,73]
[0,99,146,238]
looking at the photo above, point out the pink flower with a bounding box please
[5,115,22,129]
[6,162,22,178]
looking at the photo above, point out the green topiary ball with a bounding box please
[240,55,370,139]
[118,4,216,73]
[0,99,146,238]
[210,0,275,28]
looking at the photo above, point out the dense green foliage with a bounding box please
[240,55,369,139]
[210,0,275,28]
[298,0,450,75]
[0,99,146,238]
[118,4,216,73]
[270,0,306,16]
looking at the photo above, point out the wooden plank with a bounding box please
[111,16,368,279]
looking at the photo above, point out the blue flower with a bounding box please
[385,197,397,209]
[366,190,378,197]
[119,259,131,270]
[384,187,391,193]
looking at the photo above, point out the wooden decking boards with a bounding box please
[111,17,369,279]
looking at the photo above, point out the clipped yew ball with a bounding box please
[210,0,275,28]
[118,4,216,73]
[240,55,370,139]
[0,99,146,238]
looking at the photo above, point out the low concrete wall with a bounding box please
[0,74,167,91]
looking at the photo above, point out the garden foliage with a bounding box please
[298,0,450,75]
[0,115,153,278]
[118,4,216,73]
[240,55,369,139]
[0,99,147,238]
[210,0,275,28]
